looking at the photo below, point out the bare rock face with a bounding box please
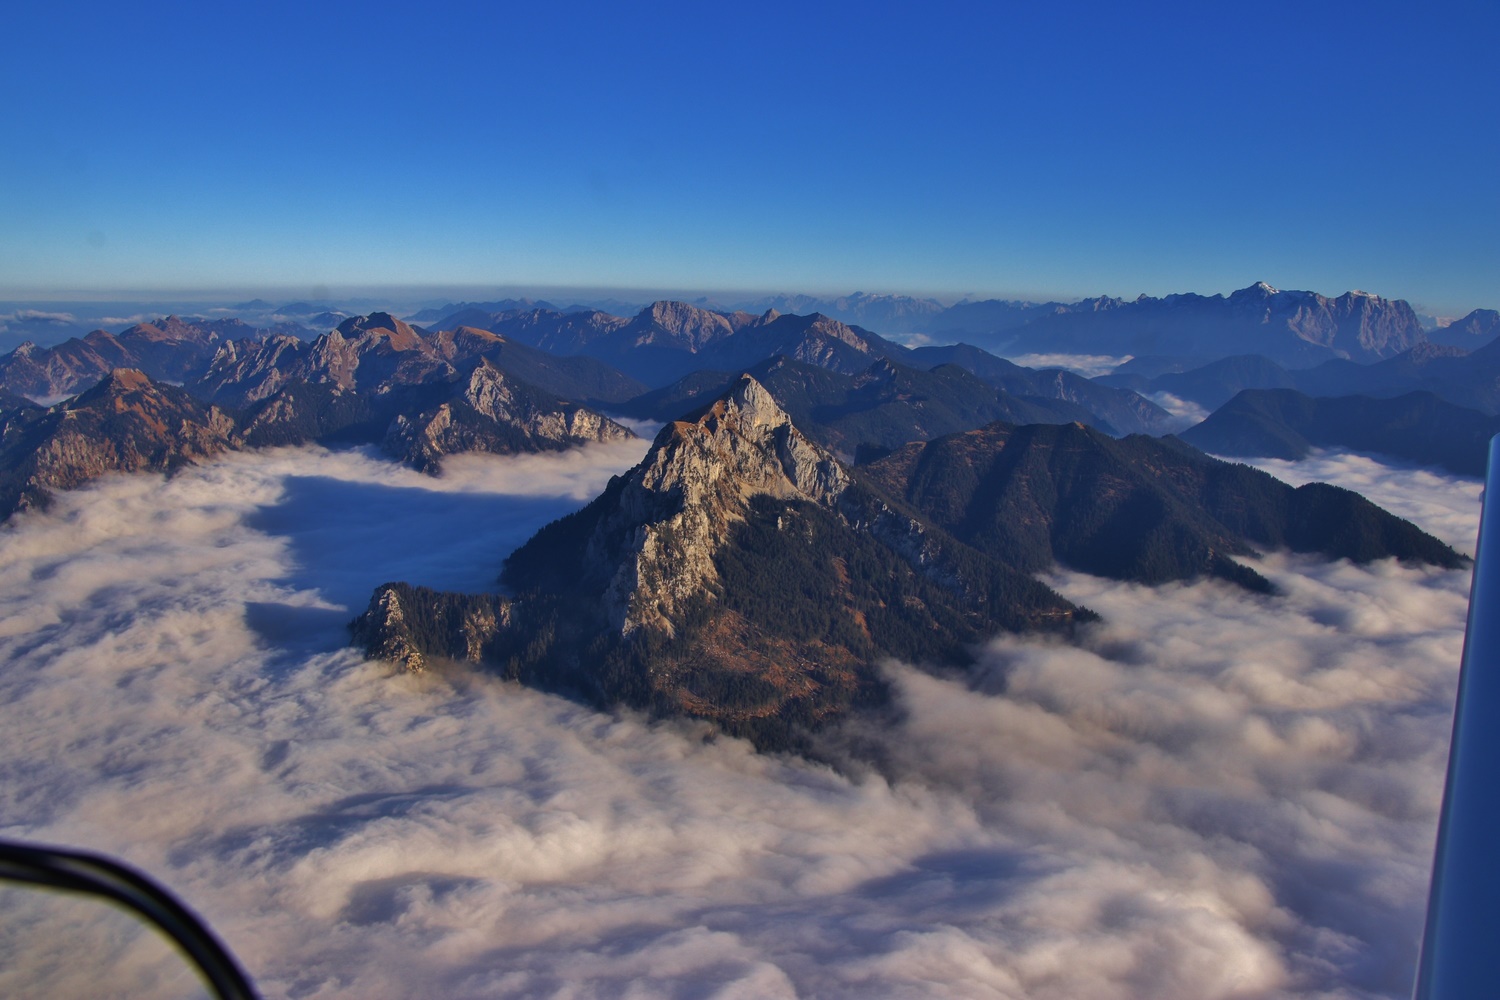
[685,312,909,382]
[351,583,513,674]
[359,586,430,673]
[590,374,850,635]
[308,314,452,391]
[627,301,736,351]
[191,313,453,406]
[1230,282,1426,361]
[381,361,635,473]
[192,335,310,406]
[0,314,646,514]
[0,369,236,517]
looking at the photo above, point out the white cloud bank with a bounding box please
[1148,391,1212,432]
[1004,353,1134,378]
[0,444,1478,998]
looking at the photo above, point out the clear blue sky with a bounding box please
[3,0,1496,314]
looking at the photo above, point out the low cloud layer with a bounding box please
[0,443,1477,998]
[1148,391,1212,431]
[1004,353,1135,378]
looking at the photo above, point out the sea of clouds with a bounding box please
[0,443,1481,999]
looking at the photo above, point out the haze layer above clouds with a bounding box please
[0,443,1478,998]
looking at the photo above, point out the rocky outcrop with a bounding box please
[188,313,452,406]
[191,335,310,406]
[188,315,647,418]
[382,360,634,473]
[690,312,909,380]
[585,374,849,635]
[425,327,647,405]
[353,375,1468,751]
[624,301,736,351]
[350,583,512,674]
[304,313,451,391]
[0,369,236,517]
[1232,282,1426,360]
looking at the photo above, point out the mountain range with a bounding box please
[409,284,1476,368]
[0,306,1190,520]
[353,376,1464,751]
[1180,389,1500,477]
[414,283,1490,368]
[1100,336,1500,415]
[0,286,1484,753]
[763,284,1497,366]
[1079,334,1500,474]
[6,287,1499,527]
[0,335,634,521]
[949,282,1431,366]
[617,354,1167,461]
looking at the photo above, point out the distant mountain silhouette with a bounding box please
[1181,388,1500,476]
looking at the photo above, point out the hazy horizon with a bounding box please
[0,276,1492,321]
[0,275,1489,354]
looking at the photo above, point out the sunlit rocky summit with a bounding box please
[353,375,1465,751]
[0,369,236,517]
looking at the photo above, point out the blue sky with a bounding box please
[3,0,1496,314]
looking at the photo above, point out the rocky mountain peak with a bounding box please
[641,374,848,507]
[380,357,632,474]
[581,375,848,636]
[83,329,121,347]
[645,299,707,326]
[336,312,422,346]
[76,367,155,401]
[1230,281,1280,302]
[1394,308,1499,350]
[801,314,869,350]
[461,359,517,418]
[115,316,209,345]
[636,300,735,350]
